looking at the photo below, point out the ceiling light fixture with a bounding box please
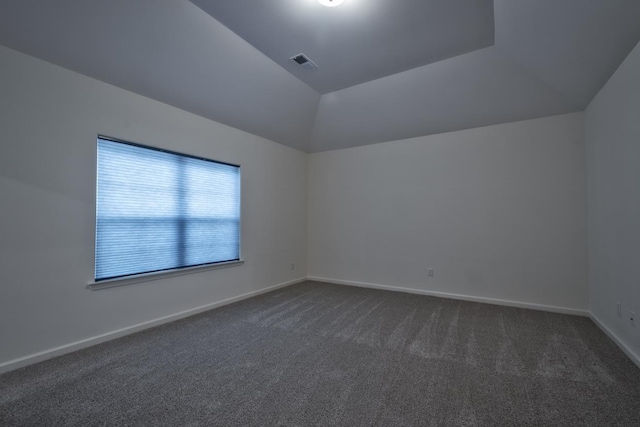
[317,0,344,7]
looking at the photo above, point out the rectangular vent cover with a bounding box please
[290,53,318,70]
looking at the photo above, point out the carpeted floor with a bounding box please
[1,281,639,426]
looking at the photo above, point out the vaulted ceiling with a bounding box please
[1,0,639,152]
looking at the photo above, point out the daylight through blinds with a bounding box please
[95,138,240,281]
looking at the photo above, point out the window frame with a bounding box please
[88,135,243,290]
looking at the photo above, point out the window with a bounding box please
[95,136,240,281]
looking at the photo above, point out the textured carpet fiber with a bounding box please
[1,281,639,426]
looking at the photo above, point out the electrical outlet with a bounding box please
[631,311,636,327]
[428,268,434,277]
[617,302,622,317]
[291,263,295,271]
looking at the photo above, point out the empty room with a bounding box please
[1,0,639,425]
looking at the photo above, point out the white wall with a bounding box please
[309,113,588,311]
[9,35,637,371]
[586,40,640,362]
[0,46,307,367]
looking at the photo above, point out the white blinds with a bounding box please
[95,137,240,281]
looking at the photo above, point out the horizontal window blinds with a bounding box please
[96,138,240,281]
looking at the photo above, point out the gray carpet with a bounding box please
[1,281,639,426]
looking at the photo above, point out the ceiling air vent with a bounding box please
[290,53,318,71]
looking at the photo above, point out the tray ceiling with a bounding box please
[191,0,495,94]
[0,0,639,152]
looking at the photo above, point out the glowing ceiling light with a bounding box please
[318,0,345,7]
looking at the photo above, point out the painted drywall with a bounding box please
[494,0,640,109]
[0,46,307,366]
[308,113,588,311]
[309,47,577,152]
[586,40,640,362]
[0,0,321,152]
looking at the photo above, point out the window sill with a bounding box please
[86,260,245,291]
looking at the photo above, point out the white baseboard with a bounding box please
[589,313,640,370]
[6,276,639,376]
[313,276,639,370]
[308,276,590,317]
[0,277,306,374]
